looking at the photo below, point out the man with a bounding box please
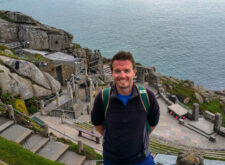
[91,51,160,165]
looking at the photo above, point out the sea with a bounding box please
[0,0,225,90]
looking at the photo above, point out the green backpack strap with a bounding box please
[102,87,111,119]
[136,85,151,133]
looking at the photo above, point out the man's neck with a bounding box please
[116,84,133,95]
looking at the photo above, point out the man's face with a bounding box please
[112,60,136,92]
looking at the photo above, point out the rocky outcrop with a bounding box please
[0,56,50,89]
[194,92,204,104]
[43,72,61,93]
[176,150,204,165]
[0,64,34,99]
[162,76,225,105]
[1,10,39,24]
[0,10,73,51]
[0,56,61,99]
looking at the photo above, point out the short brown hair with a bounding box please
[110,51,136,71]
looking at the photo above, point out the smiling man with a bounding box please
[91,51,160,165]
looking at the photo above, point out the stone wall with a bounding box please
[40,62,74,86]
[204,111,215,122]
[62,64,75,85]
[136,66,161,90]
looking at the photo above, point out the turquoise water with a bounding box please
[0,0,225,90]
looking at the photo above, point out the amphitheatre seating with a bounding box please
[75,122,101,144]
[76,127,101,144]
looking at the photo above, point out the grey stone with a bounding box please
[192,103,199,121]
[0,124,32,144]
[37,141,69,161]
[0,10,73,51]
[33,84,52,97]
[58,150,86,165]
[0,56,50,89]
[214,113,222,132]
[176,150,204,165]
[22,134,49,153]
[83,160,97,165]
[0,117,14,133]
[0,64,34,99]
[43,72,61,93]
[183,97,190,104]
[194,92,204,104]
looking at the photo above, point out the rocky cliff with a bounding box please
[0,55,61,99]
[0,10,73,51]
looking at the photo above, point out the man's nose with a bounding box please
[120,71,126,77]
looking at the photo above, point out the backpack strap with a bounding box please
[136,85,151,133]
[102,87,111,119]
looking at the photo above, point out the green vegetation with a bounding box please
[0,92,15,105]
[0,45,50,64]
[57,137,103,160]
[0,136,65,165]
[150,137,225,161]
[75,122,94,131]
[161,76,225,125]
[136,62,142,66]
[72,43,82,49]
[25,97,39,114]
[22,53,49,63]
[0,12,15,23]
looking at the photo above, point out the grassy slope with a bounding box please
[0,136,65,165]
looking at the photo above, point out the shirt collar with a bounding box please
[110,84,139,100]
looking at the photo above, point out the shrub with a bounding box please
[0,92,14,105]
[25,97,39,115]
[14,99,28,115]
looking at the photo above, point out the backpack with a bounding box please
[101,85,151,132]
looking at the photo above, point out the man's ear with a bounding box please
[133,68,136,75]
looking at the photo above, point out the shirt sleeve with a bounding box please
[146,89,160,127]
[91,92,105,126]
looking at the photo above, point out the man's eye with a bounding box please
[124,69,130,73]
[114,70,120,73]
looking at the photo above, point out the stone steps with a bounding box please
[22,134,49,153]
[183,123,211,139]
[83,160,97,165]
[0,117,100,165]
[37,141,69,161]
[0,124,32,144]
[188,122,214,135]
[0,117,14,133]
[58,150,86,165]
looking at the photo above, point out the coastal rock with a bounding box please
[215,91,225,97]
[169,77,180,84]
[84,47,93,62]
[32,84,52,97]
[74,48,86,58]
[0,56,51,89]
[0,10,39,24]
[0,64,33,99]
[0,19,18,42]
[0,56,61,99]
[183,97,190,104]
[18,25,49,50]
[42,71,61,93]
[219,96,225,104]
[176,150,204,165]
[184,80,194,87]
[194,92,204,104]
[0,10,73,51]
